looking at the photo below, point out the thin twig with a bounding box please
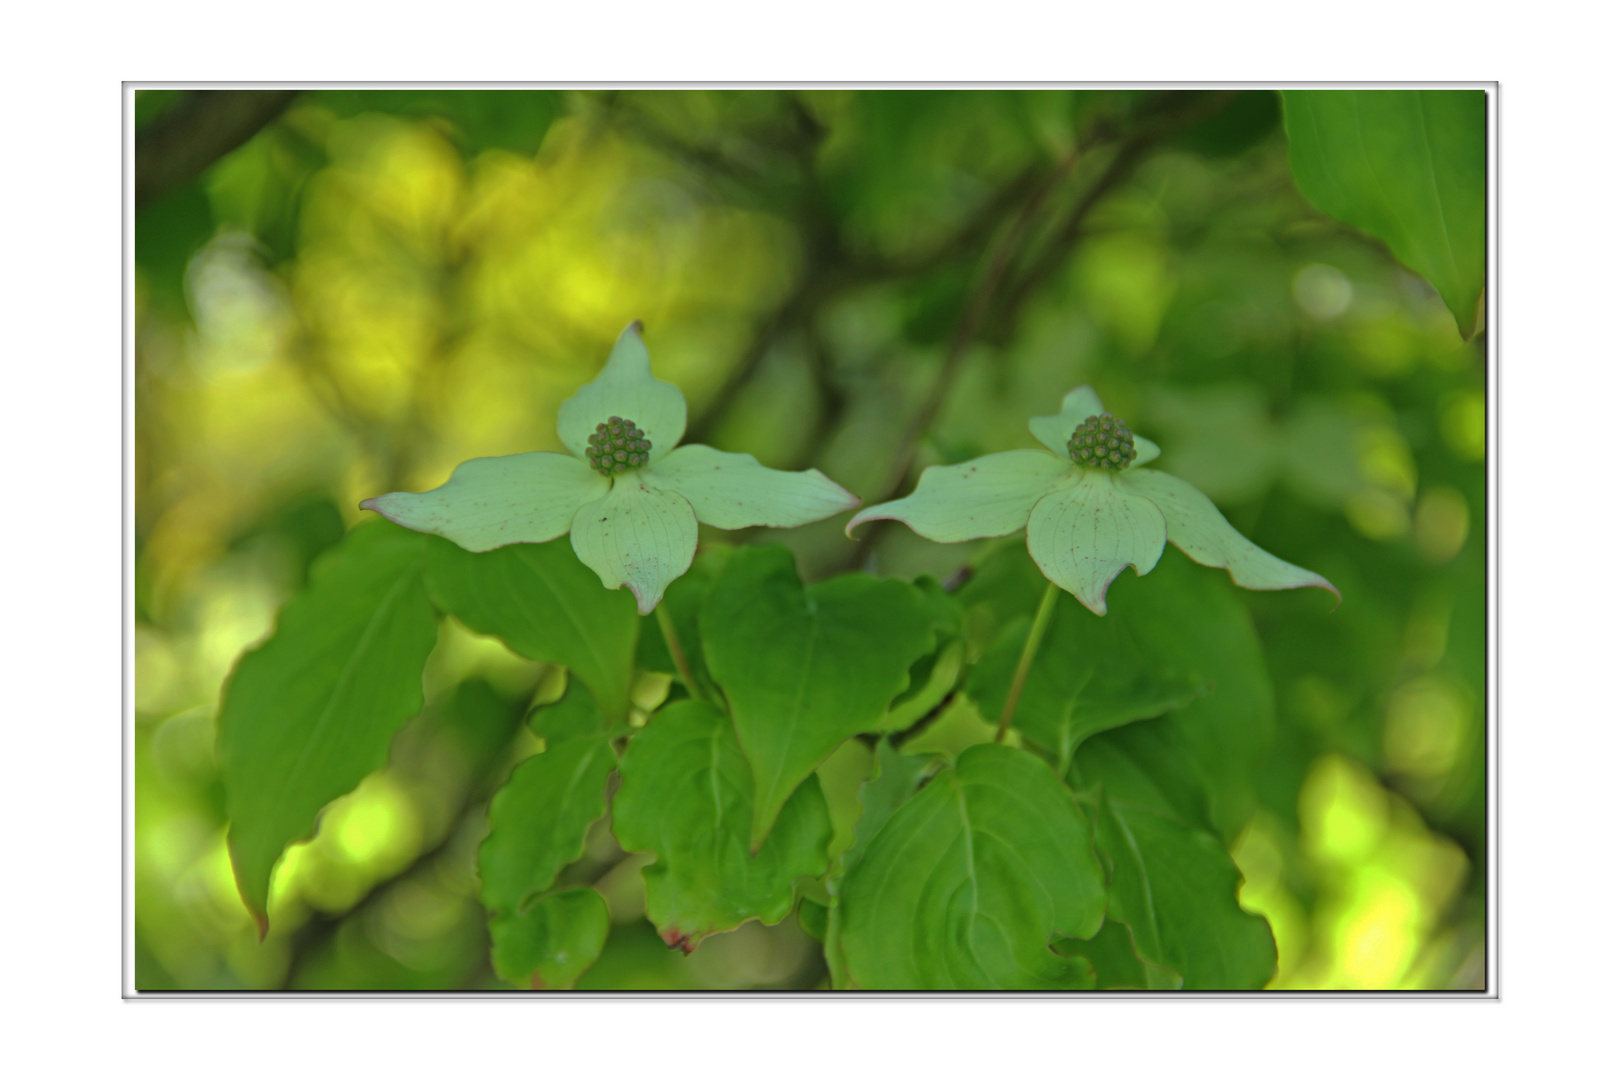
[136,90,303,210]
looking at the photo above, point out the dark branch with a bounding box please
[136,90,302,210]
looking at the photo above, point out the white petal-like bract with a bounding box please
[1123,469,1339,601]
[569,474,700,614]
[555,323,688,465]
[361,452,609,553]
[846,450,1079,543]
[643,444,859,530]
[1026,471,1167,615]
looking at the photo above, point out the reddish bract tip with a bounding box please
[660,927,697,955]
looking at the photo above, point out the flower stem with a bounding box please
[995,582,1060,745]
[655,603,708,705]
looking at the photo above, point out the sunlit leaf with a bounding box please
[489,888,610,989]
[611,700,832,953]
[218,521,438,931]
[701,545,937,849]
[424,535,639,724]
[1281,89,1486,338]
[478,734,616,916]
[839,744,1106,989]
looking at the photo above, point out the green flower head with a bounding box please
[363,322,860,613]
[847,386,1339,615]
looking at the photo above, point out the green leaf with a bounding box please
[218,521,438,932]
[634,544,733,701]
[526,677,606,744]
[701,545,937,849]
[876,577,966,733]
[1050,919,1177,990]
[489,888,610,989]
[424,535,639,724]
[1280,89,1486,338]
[611,700,832,953]
[824,739,942,988]
[1098,549,1277,841]
[478,734,616,916]
[966,596,1207,773]
[1087,790,1276,990]
[839,744,1107,989]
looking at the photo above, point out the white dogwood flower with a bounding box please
[847,386,1338,615]
[364,322,859,613]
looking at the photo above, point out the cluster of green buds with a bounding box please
[586,416,652,476]
[1067,413,1138,471]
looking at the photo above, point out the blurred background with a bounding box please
[133,88,1486,991]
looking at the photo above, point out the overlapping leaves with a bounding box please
[701,545,937,849]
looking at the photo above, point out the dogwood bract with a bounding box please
[363,322,860,613]
[847,386,1338,615]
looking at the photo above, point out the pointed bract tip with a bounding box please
[359,496,380,512]
[252,909,270,942]
[626,319,644,335]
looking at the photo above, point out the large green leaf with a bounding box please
[478,734,616,916]
[839,744,1107,989]
[1100,550,1276,841]
[489,888,610,989]
[424,535,639,725]
[217,521,438,931]
[825,739,941,989]
[966,595,1207,773]
[611,700,832,953]
[1281,89,1486,338]
[1088,790,1276,990]
[701,545,937,849]
[1070,720,1277,989]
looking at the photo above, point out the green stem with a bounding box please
[655,603,708,705]
[995,582,1060,745]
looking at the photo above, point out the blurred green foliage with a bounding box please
[134,88,1486,991]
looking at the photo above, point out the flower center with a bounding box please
[586,416,652,476]
[1067,413,1138,471]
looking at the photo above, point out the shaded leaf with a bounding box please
[1099,549,1276,841]
[526,677,606,744]
[839,744,1106,989]
[877,577,966,733]
[634,544,733,702]
[478,734,616,916]
[1281,89,1486,337]
[424,535,639,724]
[1087,790,1276,990]
[701,545,937,848]
[489,888,610,989]
[966,596,1207,773]
[218,521,438,930]
[611,701,832,953]
[824,739,941,989]
[1050,918,1178,990]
